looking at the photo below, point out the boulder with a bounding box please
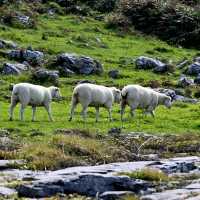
[2,63,29,75]
[187,62,200,75]
[17,174,149,198]
[33,69,59,84]
[194,74,200,84]
[136,56,167,71]
[8,49,44,65]
[178,75,194,87]
[57,53,103,75]
[108,70,120,79]
[0,39,17,49]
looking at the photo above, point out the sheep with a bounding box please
[9,83,61,121]
[69,83,121,122]
[121,84,172,121]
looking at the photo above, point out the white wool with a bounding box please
[121,84,171,120]
[9,83,61,121]
[69,83,121,122]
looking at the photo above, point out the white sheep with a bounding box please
[69,83,121,122]
[9,83,61,121]
[121,84,172,120]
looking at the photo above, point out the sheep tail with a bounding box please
[71,90,79,105]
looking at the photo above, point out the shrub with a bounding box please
[107,0,200,49]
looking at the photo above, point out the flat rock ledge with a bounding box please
[1,156,200,199]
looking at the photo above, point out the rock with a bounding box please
[153,157,199,174]
[141,189,200,200]
[99,191,135,200]
[108,70,120,79]
[177,59,189,69]
[2,62,29,75]
[195,57,200,63]
[108,128,122,136]
[57,53,103,75]
[174,95,198,104]
[153,64,168,73]
[18,174,149,198]
[187,62,200,75]
[0,39,17,49]
[155,88,176,101]
[8,49,44,65]
[136,56,167,71]
[194,74,200,84]
[178,74,194,87]
[33,69,59,84]
[0,186,17,197]
[77,80,94,84]
[0,160,24,170]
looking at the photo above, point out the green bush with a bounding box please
[107,0,200,49]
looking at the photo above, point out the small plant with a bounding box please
[120,168,169,182]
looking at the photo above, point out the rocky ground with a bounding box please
[1,156,200,199]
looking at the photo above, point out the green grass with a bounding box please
[120,168,169,182]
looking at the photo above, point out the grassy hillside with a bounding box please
[0,13,200,169]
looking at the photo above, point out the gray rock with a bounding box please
[108,70,120,79]
[18,174,149,198]
[8,49,44,65]
[187,62,200,75]
[0,160,24,169]
[141,189,200,200]
[2,62,29,75]
[174,95,198,104]
[177,59,189,69]
[57,53,103,75]
[33,69,59,84]
[155,88,177,101]
[153,157,199,174]
[153,65,168,73]
[99,191,135,200]
[136,56,167,71]
[13,13,31,27]
[194,74,200,84]
[178,75,194,87]
[195,57,200,63]
[0,39,17,49]
[0,186,17,197]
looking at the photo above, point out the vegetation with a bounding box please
[120,168,169,182]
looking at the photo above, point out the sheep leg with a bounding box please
[81,106,88,122]
[9,100,17,121]
[69,97,78,121]
[20,104,26,121]
[120,102,126,121]
[108,108,113,122]
[95,107,99,122]
[32,106,36,122]
[44,104,53,121]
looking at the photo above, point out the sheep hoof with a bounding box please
[68,118,72,122]
[9,118,13,121]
